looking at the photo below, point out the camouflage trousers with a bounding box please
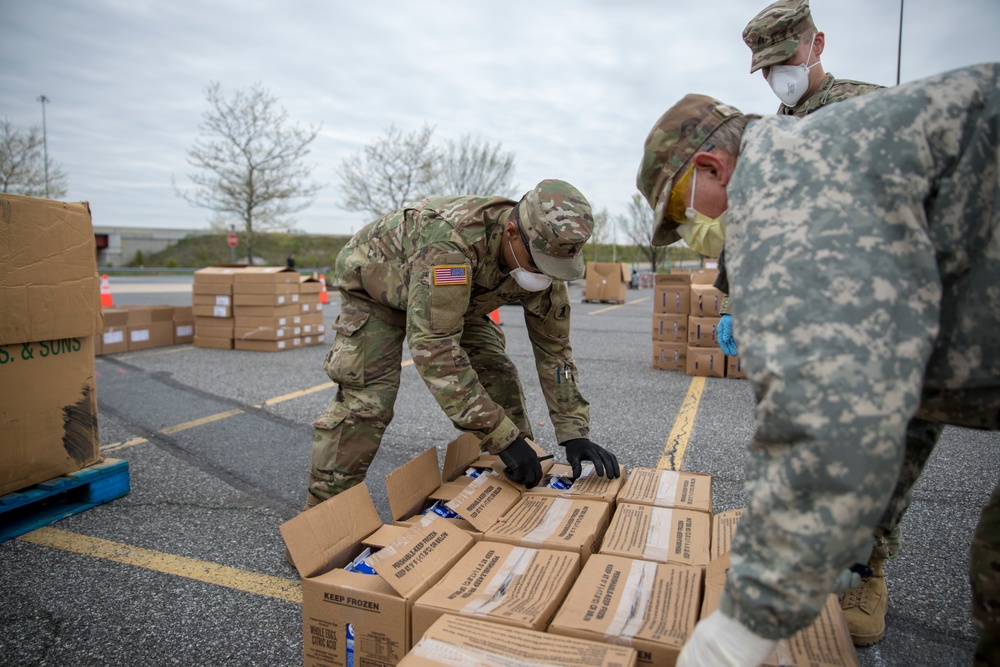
[308,298,530,504]
[972,479,1000,666]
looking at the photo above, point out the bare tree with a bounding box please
[0,118,68,198]
[431,133,516,198]
[618,192,668,273]
[338,124,438,219]
[175,82,323,264]
[588,207,613,261]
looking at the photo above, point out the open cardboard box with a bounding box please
[400,614,637,667]
[280,483,475,667]
[549,553,703,666]
[410,541,580,643]
[599,503,711,570]
[710,508,745,560]
[523,461,628,505]
[483,495,611,565]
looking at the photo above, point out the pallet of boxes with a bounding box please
[280,433,860,666]
[651,270,746,379]
[193,266,326,351]
[1,194,130,540]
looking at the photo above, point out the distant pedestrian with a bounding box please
[286,254,296,269]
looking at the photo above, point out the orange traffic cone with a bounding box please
[100,274,115,307]
[319,274,330,304]
[489,309,501,325]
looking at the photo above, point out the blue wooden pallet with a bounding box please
[0,458,130,543]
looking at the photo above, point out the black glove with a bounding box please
[498,436,543,489]
[560,438,621,480]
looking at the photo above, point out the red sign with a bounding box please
[227,233,238,248]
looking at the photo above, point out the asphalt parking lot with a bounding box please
[1,276,993,666]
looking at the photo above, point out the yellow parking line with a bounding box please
[657,376,706,470]
[259,382,335,407]
[19,527,301,603]
[103,436,149,453]
[159,409,244,435]
[588,296,650,316]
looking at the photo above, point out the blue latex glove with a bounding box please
[718,314,739,357]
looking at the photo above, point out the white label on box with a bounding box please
[303,303,312,312]
[317,303,324,311]
[277,317,287,326]
[523,498,573,543]
[292,294,299,302]
[461,547,533,616]
[130,329,150,343]
[643,507,674,561]
[304,336,313,344]
[104,330,124,345]
[275,328,286,337]
[655,470,680,504]
[302,324,313,334]
[276,295,286,304]
[175,325,193,337]
[215,295,230,306]
[606,559,658,640]
[293,315,301,324]
[277,340,286,349]
[213,306,228,318]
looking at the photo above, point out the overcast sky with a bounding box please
[3,0,999,237]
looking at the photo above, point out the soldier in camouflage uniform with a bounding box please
[636,64,1000,666]
[306,179,620,510]
[720,0,941,647]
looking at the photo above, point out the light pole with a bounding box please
[896,0,904,86]
[36,94,50,198]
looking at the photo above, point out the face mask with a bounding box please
[676,168,727,258]
[508,239,553,291]
[766,33,819,107]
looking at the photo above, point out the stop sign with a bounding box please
[227,232,238,248]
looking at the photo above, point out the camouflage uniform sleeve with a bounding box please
[717,68,995,638]
[406,242,520,455]
[521,281,590,443]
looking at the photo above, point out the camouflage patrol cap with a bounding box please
[517,179,593,281]
[742,0,816,73]
[636,94,743,246]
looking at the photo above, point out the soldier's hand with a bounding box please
[560,438,620,480]
[499,436,543,489]
[718,314,739,357]
[677,610,776,667]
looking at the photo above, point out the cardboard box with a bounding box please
[193,265,240,288]
[687,315,720,348]
[411,541,580,642]
[299,274,323,293]
[700,553,860,667]
[172,306,194,344]
[584,262,631,303]
[483,496,611,565]
[194,317,234,338]
[686,346,725,378]
[231,265,299,286]
[233,280,299,296]
[710,508,745,561]
[548,553,703,667]
[122,305,175,351]
[690,283,725,317]
[234,338,293,352]
[652,341,686,372]
[386,444,488,534]
[193,335,234,350]
[598,503,711,569]
[301,333,327,348]
[234,323,300,341]
[401,614,637,667]
[280,483,475,667]
[727,355,747,379]
[0,193,103,496]
[233,303,302,319]
[233,291,300,307]
[652,313,687,343]
[98,307,130,355]
[192,301,232,318]
[616,468,713,514]
[524,462,628,505]
[653,274,690,315]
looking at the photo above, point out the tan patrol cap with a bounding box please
[742,0,816,73]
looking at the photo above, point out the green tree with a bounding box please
[174,82,323,265]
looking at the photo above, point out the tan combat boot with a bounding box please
[841,542,889,646]
[284,494,322,568]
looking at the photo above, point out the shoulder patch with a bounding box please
[433,265,468,286]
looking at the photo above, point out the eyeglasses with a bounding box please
[511,205,542,273]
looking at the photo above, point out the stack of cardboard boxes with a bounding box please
[95,305,194,356]
[0,194,104,495]
[651,270,745,379]
[193,266,239,349]
[282,435,860,667]
[583,261,631,304]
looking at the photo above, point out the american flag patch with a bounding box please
[433,265,468,286]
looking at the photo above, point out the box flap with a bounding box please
[445,471,522,532]
[386,446,442,521]
[442,433,483,482]
[193,266,242,284]
[279,482,382,578]
[232,266,299,283]
[367,513,475,599]
[0,194,101,344]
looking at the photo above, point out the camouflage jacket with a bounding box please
[722,64,1000,638]
[778,72,885,117]
[335,195,590,452]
